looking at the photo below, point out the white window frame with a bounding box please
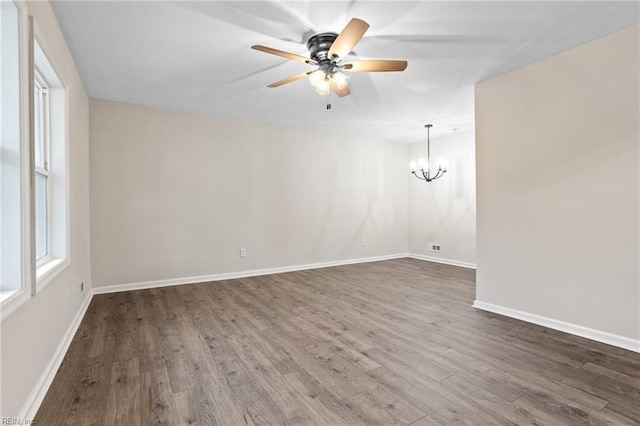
[2,5,70,320]
[0,0,30,320]
[32,33,69,293]
[34,67,51,266]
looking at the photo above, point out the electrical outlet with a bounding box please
[240,248,247,257]
[80,282,84,293]
[429,243,442,252]
[362,238,367,247]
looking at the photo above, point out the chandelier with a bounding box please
[409,124,447,182]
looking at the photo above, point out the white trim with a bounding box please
[0,289,30,322]
[32,31,69,296]
[35,257,69,292]
[473,300,640,353]
[26,12,36,298]
[407,253,476,269]
[93,254,410,294]
[18,293,93,421]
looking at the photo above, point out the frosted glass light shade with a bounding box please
[308,70,326,88]
[332,72,350,89]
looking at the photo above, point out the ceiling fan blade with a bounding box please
[267,71,312,88]
[342,60,408,72]
[330,80,351,97]
[251,45,314,64]
[328,18,370,60]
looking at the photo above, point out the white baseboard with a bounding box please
[408,253,476,269]
[18,292,94,420]
[93,253,411,295]
[473,300,640,353]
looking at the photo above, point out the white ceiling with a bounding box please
[51,1,639,143]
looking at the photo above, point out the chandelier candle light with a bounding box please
[410,124,447,182]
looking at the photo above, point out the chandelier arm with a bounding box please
[411,171,427,181]
[432,169,446,180]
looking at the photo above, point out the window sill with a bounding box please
[0,289,19,304]
[1,289,29,322]
[36,257,69,293]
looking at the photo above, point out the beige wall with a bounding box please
[1,0,91,417]
[89,99,408,288]
[475,25,639,342]
[407,130,476,266]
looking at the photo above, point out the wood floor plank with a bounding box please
[581,362,640,388]
[342,391,406,425]
[436,349,525,403]
[596,405,639,425]
[290,314,381,371]
[280,370,368,426]
[512,394,608,426]
[363,346,454,383]
[63,356,112,425]
[140,368,179,425]
[34,258,640,425]
[408,415,444,425]
[105,357,142,425]
[230,380,289,425]
[164,352,200,394]
[295,306,378,353]
[365,384,426,424]
[173,388,200,425]
[440,344,609,411]
[441,374,546,426]
[367,366,513,425]
[287,369,371,425]
[258,324,362,400]
[569,376,640,423]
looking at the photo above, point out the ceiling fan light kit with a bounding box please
[410,124,447,183]
[251,18,407,101]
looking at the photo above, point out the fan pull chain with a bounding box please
[326,91,332,110]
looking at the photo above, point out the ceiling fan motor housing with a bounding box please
[307,32,338,63]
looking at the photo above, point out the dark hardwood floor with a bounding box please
[35,258,639,425]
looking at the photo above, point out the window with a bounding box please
[1,4,69,319]
[33,39,68,290]
[1,0,24,309]
[34,69,50,262]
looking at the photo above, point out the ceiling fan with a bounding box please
[251,18,408,99]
